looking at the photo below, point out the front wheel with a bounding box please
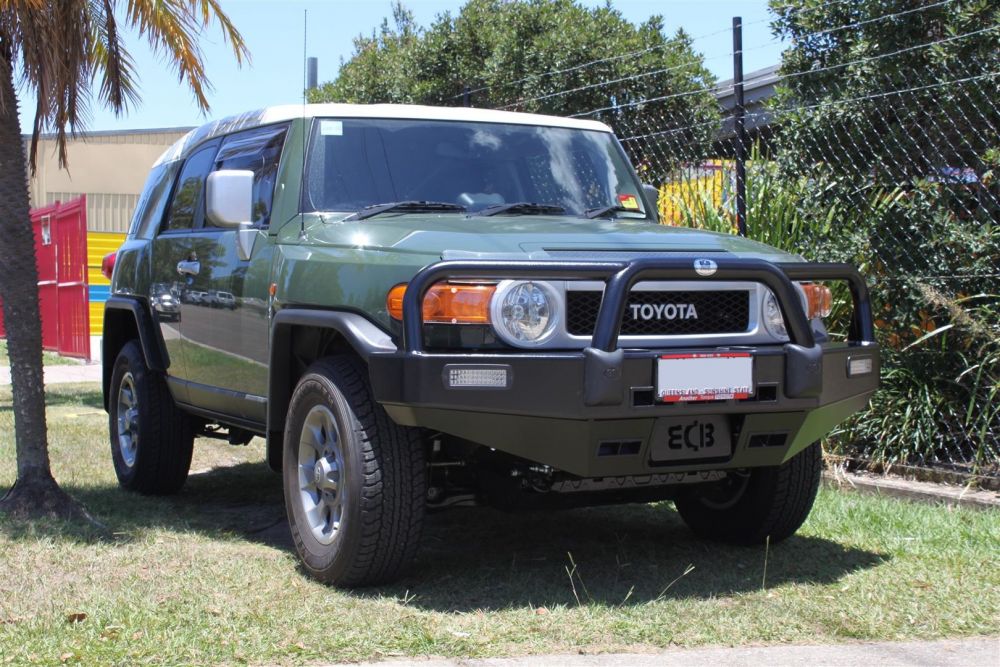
[282,356,425,587]
[674,441,823,544]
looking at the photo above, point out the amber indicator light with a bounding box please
[387,283,496,324]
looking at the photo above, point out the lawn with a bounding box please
[1,383,998,665]
[0,340,81,367]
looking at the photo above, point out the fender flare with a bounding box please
[102,296,170,409]
[103,296,169,370]
[266,309,397,469]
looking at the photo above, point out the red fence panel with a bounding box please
[0,197,90,359]
[52,198,89,359]
[33,204,60,351]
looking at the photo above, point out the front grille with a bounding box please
[566,290,751,336]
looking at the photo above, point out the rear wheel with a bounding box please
[283,356,425,586]
[109,340,194,494]
[674,441,822,544]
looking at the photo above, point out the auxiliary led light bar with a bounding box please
[847,356,874,377]
[443,364,511,389]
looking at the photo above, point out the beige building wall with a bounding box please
[25,128,192,233]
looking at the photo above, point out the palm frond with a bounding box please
[125,0,248,111]
[91,0,140,113]
[0,0,247,171]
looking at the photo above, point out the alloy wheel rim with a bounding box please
[698,470,751,510]
[297,405,346,545]
[117,372,139,468]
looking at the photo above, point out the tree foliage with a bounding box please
[770,0,1000,183]
[309,0,721,178]
[768,0,1000,471]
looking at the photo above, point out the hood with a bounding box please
[299,213,802,263]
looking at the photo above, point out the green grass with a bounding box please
[0,339,83,367]
[1,384,998,665]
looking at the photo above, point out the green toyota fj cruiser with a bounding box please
[102,105,879,586]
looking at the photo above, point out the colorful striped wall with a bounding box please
[87,231,125,336]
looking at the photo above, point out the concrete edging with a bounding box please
[349,637,1000,667]
[822,468,999,510]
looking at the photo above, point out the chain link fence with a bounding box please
[460,1,1000,486]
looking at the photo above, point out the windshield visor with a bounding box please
[302,118,648,219]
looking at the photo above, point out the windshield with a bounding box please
[302,118,648,219]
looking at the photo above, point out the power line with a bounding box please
[606,68,1000,142]
[451,26,733,102]
[569,85,731,118]
[781,70,1000,114]
[797,0,957,42]
[497,58,714,111]
[502,6,989,117]
[617,116,727,143]
[455,0,953,103]
[780,24,1000,83]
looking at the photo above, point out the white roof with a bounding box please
[154,104,613,166]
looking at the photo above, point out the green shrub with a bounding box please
[666,154,1000,479]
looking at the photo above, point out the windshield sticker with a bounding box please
[618,194,640,210]
[320,120,343,136]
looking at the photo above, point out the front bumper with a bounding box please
[368,257,879,477]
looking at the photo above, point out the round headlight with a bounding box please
[490,280,560,347]
[762,290,788,339]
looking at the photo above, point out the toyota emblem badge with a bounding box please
[694,258,718,276]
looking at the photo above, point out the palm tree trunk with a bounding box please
[0,53,88,520]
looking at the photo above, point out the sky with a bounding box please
[16,0,784,134]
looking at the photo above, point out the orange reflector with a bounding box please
[801,283,833,319]
[387,283,496,324]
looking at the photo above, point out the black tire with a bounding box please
[109,340,194,495]
[282,355,425,587]
[674,441,823,544]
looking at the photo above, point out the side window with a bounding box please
[163,145,217,232]
[213,123,289,228]
[128,161,180,239]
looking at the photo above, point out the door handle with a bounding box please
[176,260,200,276]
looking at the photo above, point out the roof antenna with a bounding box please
[300,8,308,239]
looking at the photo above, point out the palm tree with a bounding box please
[0,1,247,518]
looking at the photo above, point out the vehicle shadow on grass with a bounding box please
[373,505,888,611]
[3,459,888,609]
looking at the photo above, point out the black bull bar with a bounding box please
[398,257,876,406]
[402,257,875,349]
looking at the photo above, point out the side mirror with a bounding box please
[642,183,661,223]
[206,170,257,260]
[206,170,254,228]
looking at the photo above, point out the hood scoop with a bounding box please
[539,248,729,261]
[441,249,535,260]
[440,247,733,262]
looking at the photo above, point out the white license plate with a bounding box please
[656,352,754,402]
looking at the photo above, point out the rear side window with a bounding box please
[212,123,289,228]
[129,161,180,239]
[163,145,217,232]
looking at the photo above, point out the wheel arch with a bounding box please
[266,309,396,471]
[102,296,169,411]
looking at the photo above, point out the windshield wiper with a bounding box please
[472,202,566,217]
[583,205,642,219]
[351,201,466,221]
